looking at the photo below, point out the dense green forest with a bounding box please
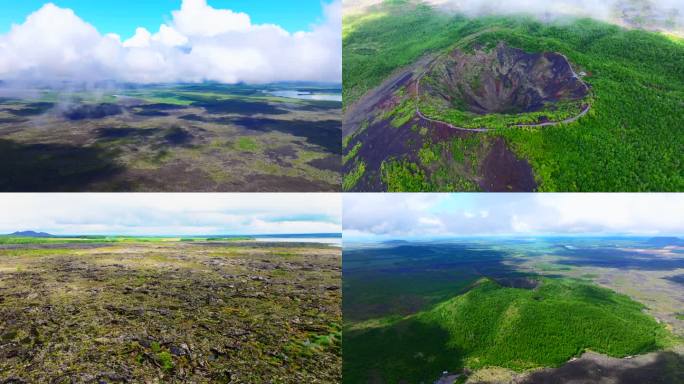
[343,0,683,191]
[343,277,675,383]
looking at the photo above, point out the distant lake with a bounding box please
[266,90,342,102]
[255,237,341,246]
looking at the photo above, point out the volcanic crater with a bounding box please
[420,42,590,116]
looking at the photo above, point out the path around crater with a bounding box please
[414,59,591,133]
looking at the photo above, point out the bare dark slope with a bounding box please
[342,46,543,192]
[421,42,589,115]
[517,351,684,384]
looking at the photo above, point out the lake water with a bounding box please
[266,90,342,102]
[255,237,342,246]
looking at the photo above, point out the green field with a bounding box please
[0,235,254,245]
[343,0,683,191]
[344,277,674,383]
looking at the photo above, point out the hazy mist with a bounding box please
[344,0,683,35]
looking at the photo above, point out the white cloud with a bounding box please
[172,0,252,37]
[0,0,342,85]
[123,27,153,48]
[0,193,341,236]
[344,0,684,34]
[342,194,450,237]
[155,25,190,47]
[343,193,684,238]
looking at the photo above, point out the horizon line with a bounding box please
[4,232,342,238]
[343,234,684,239]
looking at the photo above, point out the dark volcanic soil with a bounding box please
[0,139,123,192]
[0,87,342,192]
[352,117,424,191]
[493,276,540,290]
[63,103,124,120]
[516,351,684,384]
[308,156,343,173]
[479,137,537,192]
[343,45,544,192]
[344,112,537,192]
[422,42,589,114]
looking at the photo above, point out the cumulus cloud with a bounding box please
[172,0,252,37]
[0,0,342,85]
[343,194,684,238]
[0,193,341,236]
[344,0,683,34]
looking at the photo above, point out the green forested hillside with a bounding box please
[343,0,683,191]
[343,278,674,383]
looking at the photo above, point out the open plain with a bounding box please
[0,84,342,192]
[0,237,341,383]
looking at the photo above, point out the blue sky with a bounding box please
[0,0,329,38]
[0,194,341,236]
[343,193,684,239]
[0,0,341,84]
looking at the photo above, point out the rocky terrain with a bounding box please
[0,240,341,383]
[463,349,684,384]
[420,42,589,115]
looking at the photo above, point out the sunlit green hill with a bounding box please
[343,277,674,383]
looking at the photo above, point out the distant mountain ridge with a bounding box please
[8,231,53,238]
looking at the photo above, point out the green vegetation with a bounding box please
[0,235,256,246]
[386,99,415,128]
[378,135,484,191]
[418,144,440,165]
[343,142,362,165]
[344,277,675,383]
[0,236,136,245]
[148,342,175,372]
[381,158,432,192]
[342,134,353,149]
[157,351,175,372]
[449,135,485,170]
[0,236,57,245]
[286,324,342,359]
[344,1,464,104]
[420,98,588,130]
[676,313,684,321]
[343,161,366,191]
[343,0,683,191]
[236,137,260,152]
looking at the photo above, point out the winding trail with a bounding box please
[413,53,591,133]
